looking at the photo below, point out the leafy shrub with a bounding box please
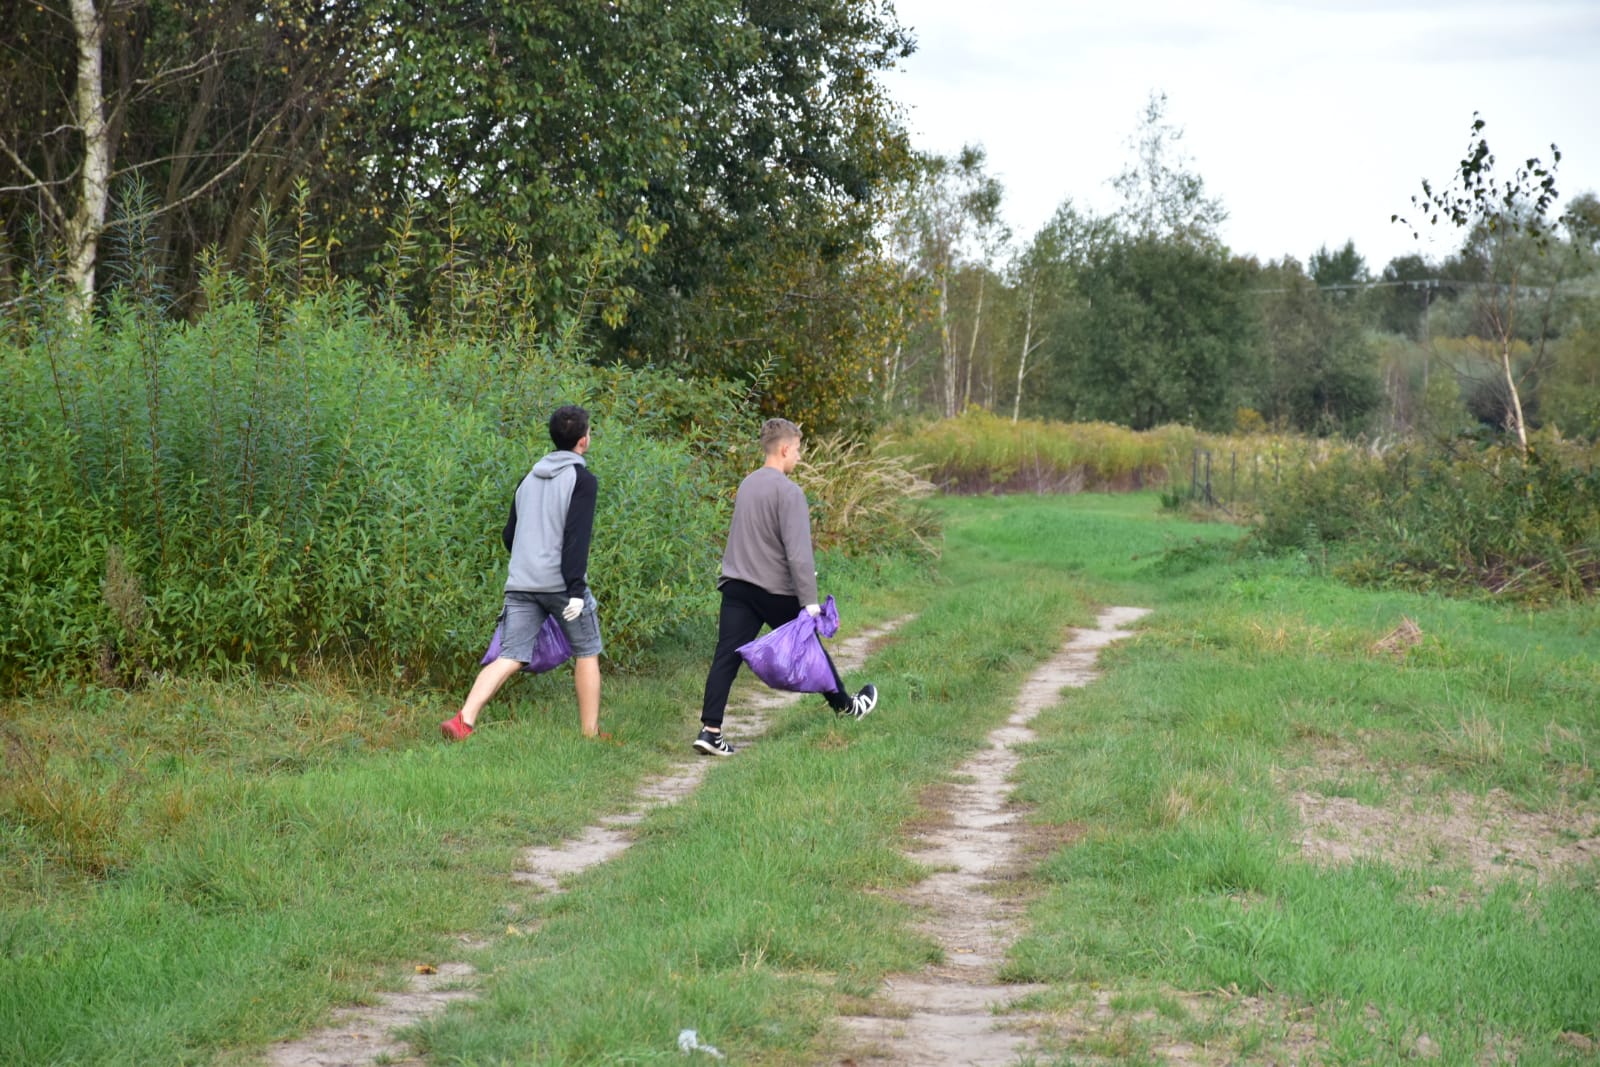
[1250,435,1600,602]
[586,431,726,649]
[1250,447,1412,551]
[0,282,733,691]
[1350,438,1600,601]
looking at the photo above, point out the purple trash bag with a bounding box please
[737,595,839,693]
[480,612,574,674]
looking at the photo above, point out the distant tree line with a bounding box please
[884,99,1600,443]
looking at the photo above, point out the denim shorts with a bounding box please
[501,590,603,659]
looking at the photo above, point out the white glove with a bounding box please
[562,597,584,621]
[805,603,821,617]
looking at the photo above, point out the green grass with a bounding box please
[1002,497,1600,1064]
[4,493,1598,1065]
[1,677,673,1063]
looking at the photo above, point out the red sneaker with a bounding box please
[439,714,473,741]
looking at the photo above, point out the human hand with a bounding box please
[563,597,584,621]
[805,603,821,617]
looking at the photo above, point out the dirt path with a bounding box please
[262,615,908,1067]
[838,606,1149,1066]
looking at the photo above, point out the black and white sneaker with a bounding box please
[844,684,877,719]
[693,728,736,756]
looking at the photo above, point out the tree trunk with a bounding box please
[939,269,957,417]
[1501,340,1528,451]
[961,271,985,410]
[1493,279,1529,453]
[1012,283,1036,423]
[65,0,110,317]
[884,339,902,406]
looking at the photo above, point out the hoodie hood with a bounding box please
[531,450,586,479]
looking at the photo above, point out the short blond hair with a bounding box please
[759,417,802,455]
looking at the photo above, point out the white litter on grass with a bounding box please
[677,1029,725,1058]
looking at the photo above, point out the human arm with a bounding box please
[559,468,598,600]
[778,481,820,606]
[503,471,532,552]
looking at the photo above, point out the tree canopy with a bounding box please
[1,0,914,401]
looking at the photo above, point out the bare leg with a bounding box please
[574,655,601,736]
[458,658,525,727]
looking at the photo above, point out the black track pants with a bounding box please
[699,579,849,728]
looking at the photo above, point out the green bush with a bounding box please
[0,283,733,691]
[1249,447,1411,552]
[1354,439,1600,601]
[1250,435,1600,603]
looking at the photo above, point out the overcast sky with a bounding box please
[885,0,1600,272]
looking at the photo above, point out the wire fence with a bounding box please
[1177,444,1414,513]
[1180,447,1284,513]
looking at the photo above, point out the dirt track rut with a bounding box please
[263,615,908,1066]
[837,606,1149,1066]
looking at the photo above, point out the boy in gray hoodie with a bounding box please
[441,405,604,739]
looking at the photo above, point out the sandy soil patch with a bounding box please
[262,963,477,1067]
[1287,765,1600,890]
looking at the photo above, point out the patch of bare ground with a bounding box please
[1274,615,1600,891]
[259,616,909,1066]
[1280,739,1600,891]
[1008,983,1325,1067]
[836,607,1150,1067]
[260,962,479,1067]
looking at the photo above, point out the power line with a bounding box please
[1251,278,1555,296]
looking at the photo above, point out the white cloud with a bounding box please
[887,0,1600,269]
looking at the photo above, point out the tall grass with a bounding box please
[886,409,1182,493]
[0,274,733,690]
[794,433,940,556]
[886,408,1355,509]
[1254,433,1600,603]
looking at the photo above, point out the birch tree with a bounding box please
[1397,113,1578,452]
[886,146,1005,416]
[1112,91,1227,247]
[1003,201,1110,421]
[60,0,109,314]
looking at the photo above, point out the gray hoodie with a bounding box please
[504,450,597,597]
